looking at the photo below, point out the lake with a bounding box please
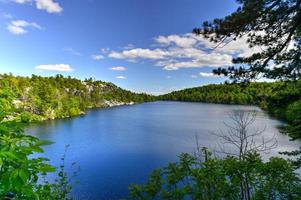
[26,101,301,199]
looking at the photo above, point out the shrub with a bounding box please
[0,121,75,199]
[20,112,31,123]
[129,152,301,200]
[286,100,301,122]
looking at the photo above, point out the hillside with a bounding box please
[159,81,301,139]
[0,74,154,122]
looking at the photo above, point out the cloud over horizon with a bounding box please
[107,33,259,71]
[116,75,126,79]
[190,72,224,78]
[199,72,223,78]
[109,66,127,71]
[35,64,73,72]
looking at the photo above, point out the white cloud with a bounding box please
[63,48,81,56]
[7,20,41,35]
[155,53,232,71]
[108,33,261,71]
[166,75,172,79]
[199,72,222,78]
[109,48,169,60]
[91,54,104,60]
[14,0,31,3]
[36,0,62,13]
[190,72,224,78]
[7,24,26,34]
[155,34,197,48]
[116,75,126,79]
[35,64,73,72]
[109,66,127,71]
[12,0,63,14]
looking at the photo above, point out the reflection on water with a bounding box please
[26,101,301,199]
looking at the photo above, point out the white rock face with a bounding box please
[12,100,23,108]
[2,115,17,122]
[103,100,135,107]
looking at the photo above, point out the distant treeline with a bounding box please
[0,74,154,122]
[159,80,301,139]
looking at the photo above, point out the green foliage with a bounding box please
[129,152,301,200]
[68,107,81,117]
[286,100,301,122]
[0,104,75,199]
[0,121,60,199]
[0,74,154,121]
[20,112,32,123]
[36,146,80,200]
[194,0,301,82]
[283,97,301,138]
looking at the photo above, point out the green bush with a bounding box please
[20,112,31,123]
[0,121,75,199]
[286,100,301,122]
[68,107,80,117]
[129,152,301,200]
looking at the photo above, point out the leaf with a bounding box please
[39,164,56,173]
[18,169,29,183]
[35,140,54,146]
[31,145,44,153]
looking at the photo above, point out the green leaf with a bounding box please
[18,169,29,183]
[35,140,54,146]
[39,164,56,173]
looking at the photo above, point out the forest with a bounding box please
[0,73,154,123]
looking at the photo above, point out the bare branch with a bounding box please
[213,110,277,159]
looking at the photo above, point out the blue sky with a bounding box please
[0,0,247,94]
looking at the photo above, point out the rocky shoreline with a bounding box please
[103,100,135,108]
[3,100,136,123]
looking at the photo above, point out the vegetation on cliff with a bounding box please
[0,74,154,122]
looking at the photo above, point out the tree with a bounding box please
[194,0,301,82]
[213,110,278,200]
[213,110,277,160]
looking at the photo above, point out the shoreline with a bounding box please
[3,100,138,124]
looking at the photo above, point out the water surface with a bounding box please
[27,101,300,199]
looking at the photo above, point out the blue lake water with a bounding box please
[26,101,301,199]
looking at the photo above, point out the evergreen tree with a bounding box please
[194,0,301,82]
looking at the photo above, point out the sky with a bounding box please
[0,0,250,94]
